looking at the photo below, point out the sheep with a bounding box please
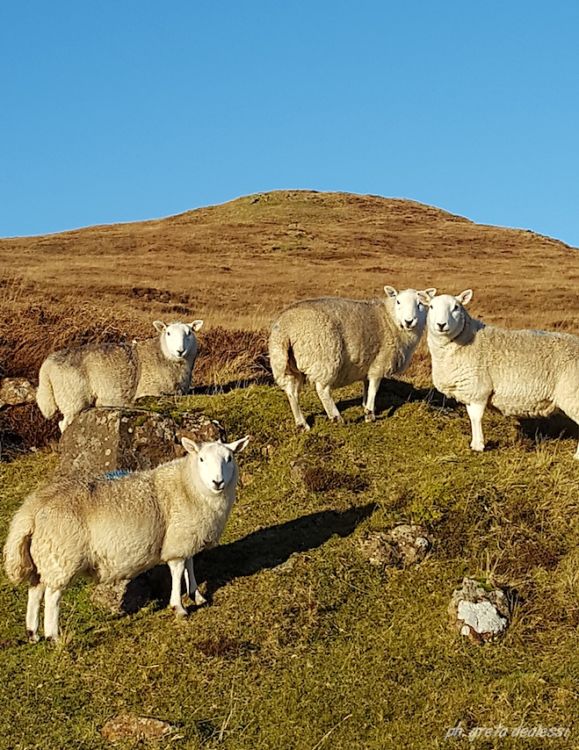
[36,319,203,431]
[3,434,250,642]
[427,290,579,458]
[269,286,436,428]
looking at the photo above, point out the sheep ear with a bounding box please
[417,288,437,304]
[182,436,201,454]
[190,319,204,332]
[153,320,167,333]
[384,286,398,299]
[226,435,250,454]
[456,289,473,306]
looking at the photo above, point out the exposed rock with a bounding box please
[449,577,511,644]
[0,378,36,408]
[58,407,225,478]
[358,524,433,568]
[101,713,177,743]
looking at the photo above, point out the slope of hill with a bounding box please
[1,190,578,333]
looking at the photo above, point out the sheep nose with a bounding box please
[176,348,185,356]
[437,322,446,332]
[405,319,415,328]
[212,479,224,490]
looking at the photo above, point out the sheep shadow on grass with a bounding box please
[336,379,453,419]
[518,412,579,447]
[138,503,377,612]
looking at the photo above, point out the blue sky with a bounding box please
[1,1,579,245]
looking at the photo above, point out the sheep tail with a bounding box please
[3,502,39,585]
[268,324,304,385]
[36,360,58,419]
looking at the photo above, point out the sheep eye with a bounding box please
[167,331,171,336]
[396,300,400,305]
[227,455,232,463]
[199,457,204,463]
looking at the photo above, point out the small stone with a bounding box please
[101,713,176,743]
[358,525,433,568]
[449,577,511,644]
[0,378,36,409]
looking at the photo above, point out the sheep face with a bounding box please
[154,320,204,361]
[428,290,473,338]
[384,287,437,331]
[181,436,250,494]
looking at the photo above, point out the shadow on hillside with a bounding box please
[336,378,454,417]
[138,503,376,611]
[194,374,273,395]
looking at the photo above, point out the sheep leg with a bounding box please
[168,559,188,616]
[554,396,579,459]
[26,583,45,643]
[185,557,206,606]
[315,382,343,423]
[43,586,62,641]
[283,378,309,431]
[466,401,487,452]
[363,377,381,422]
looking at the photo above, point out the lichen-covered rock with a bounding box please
[449,577,511,643]
[57,407,224,478]
[387,524,433,566]
[358,524,433,568]
[0,378,36,408]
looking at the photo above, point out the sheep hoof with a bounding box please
[194,590,207,606]
[331,415,344,424]
[470,442,485,453]
[364,410,376,423]
[296,422,310,432]
[172,605,188,618]
[26,630,40,644]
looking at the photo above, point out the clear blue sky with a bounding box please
[2,1,579,245]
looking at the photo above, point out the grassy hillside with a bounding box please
[1,385,578,749]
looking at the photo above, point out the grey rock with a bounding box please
[58,407,225,479]
[449,577,511,643]
[358,524,433,568]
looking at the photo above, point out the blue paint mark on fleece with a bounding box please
[103,469,132,481]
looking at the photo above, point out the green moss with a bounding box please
[0,385,578,748]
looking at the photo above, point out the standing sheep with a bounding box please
[427,290,579,458]
[36,319,203,431]
[269,286,436,429]
[3,434,250,642]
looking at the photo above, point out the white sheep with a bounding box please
[36,319,203,431]
[427,290,579,458]
[269,286,436,428]
[3,434,250,641]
